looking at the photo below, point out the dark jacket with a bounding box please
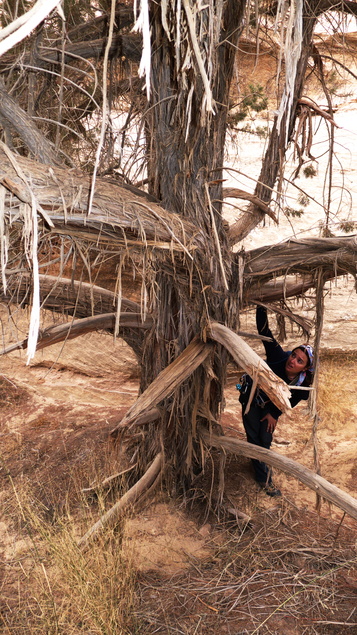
[240,306,311,420]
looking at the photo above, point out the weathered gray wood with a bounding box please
[0,81,59,165]
[201,429,357,521]
[0,312,153,355]
[208,321,292,414]
[78,452,163,547]
[110,339,213,435]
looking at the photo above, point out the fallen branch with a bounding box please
[200,429,357,522]
[78,452,163,547]
[208,321,291,414]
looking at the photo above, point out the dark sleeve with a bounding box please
[289,387,310,409]
[256,306,285,363]
[267,385,310,421]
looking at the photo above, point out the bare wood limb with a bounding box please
[0,148,202,250]
[0,312,153,355]
[78,452,163,547]
[224,187,278,228]
[208,321,291,413]
[1,274,141,317]
[245,275,317,304]
[245,236,357,281]
[81,464,138,494]
[200,429,357,522]
[298,97,339,127]
[109,407,160,435]
[110,339,213,436]
[0,83,60,165]
[0,0,62,56]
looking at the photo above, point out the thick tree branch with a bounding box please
[244,236,357,283]
[200,430,357,522]
[223,188,278,243]
[0,148,203,252]
[110,338,213,436]
[0,312,153,355]
[208,321,292,414]
[0,80,60,164]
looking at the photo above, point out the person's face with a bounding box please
[285,348,309,376]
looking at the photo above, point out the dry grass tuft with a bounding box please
[0,461,140,634]
[318,352,357,429]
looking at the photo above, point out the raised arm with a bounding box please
[256,306,285,362]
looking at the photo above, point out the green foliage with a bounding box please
[230,83,268,124]
[339,220,356,233]
[236,123,269,138]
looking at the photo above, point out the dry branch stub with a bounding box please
[208,321,291,414]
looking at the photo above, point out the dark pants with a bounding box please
[242,403,275,485]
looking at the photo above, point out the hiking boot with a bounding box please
[258,482,282,497]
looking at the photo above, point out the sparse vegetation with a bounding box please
[1,354,357,634]
[297,193,310,207]
[318,350,357,429]
[339,220,356,234]
[1,456,357,634]
[303,163,318,178]
[285,207,305,218]
[229,82,268,124]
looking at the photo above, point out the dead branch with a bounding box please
[224,187,278,233]
[208,321,291,413]
[243,236,357,283]
[245,275,317,304]
[200,429,357,522]
[78,452,163,547]
[1,274,140,317]
[110,339,213,436]
[298,97,339,127]
[81,464,138,494]
[0,147,202,252]
[0,312,153,355]
[0,81,60,165]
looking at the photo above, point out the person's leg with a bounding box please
[256,408,281,496]
[258,410,274,484]
[242,404,272,485]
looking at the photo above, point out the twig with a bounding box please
[78,452,163,547]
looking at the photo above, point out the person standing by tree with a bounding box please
[238,306,314,496]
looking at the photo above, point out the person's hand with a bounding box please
[261,412,277,434]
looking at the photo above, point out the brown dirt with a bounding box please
[0,307,356,634]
